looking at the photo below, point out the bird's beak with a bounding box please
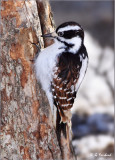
[41,32,58,38]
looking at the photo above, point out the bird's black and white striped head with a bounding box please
[56,22,84,53]
[56,22,84,41]
[42,21,84,53]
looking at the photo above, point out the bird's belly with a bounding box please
[35,51,60,90]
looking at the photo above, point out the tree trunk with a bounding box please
[0,0,76,160]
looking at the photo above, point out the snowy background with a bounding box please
[50,1,114,160]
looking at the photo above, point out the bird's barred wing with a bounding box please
[52,65,80,123]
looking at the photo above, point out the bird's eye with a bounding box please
[58,32,64,37]
[75,30,79,35]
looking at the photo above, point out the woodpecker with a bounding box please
[35,21,88,140]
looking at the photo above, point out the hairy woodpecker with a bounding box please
[35,21,88,139]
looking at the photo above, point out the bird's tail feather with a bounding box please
[56,108,67,142]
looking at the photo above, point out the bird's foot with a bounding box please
[29,41,41,62]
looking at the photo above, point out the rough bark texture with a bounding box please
[0,0,76,160]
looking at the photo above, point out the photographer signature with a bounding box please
[90,153,112,157]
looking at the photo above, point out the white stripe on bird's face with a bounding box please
[58,36,82,54]
[57,25,81,33]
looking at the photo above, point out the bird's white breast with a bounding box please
[35,41,64,84]
[35,41,64,110]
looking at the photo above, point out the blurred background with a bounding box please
[50,0,114,160]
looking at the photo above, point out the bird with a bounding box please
[35,21,88,141]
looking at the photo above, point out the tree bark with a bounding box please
[0,0,76,160]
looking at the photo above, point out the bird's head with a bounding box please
[42,22,84,53]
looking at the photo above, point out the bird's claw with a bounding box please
[29,40,41,62]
